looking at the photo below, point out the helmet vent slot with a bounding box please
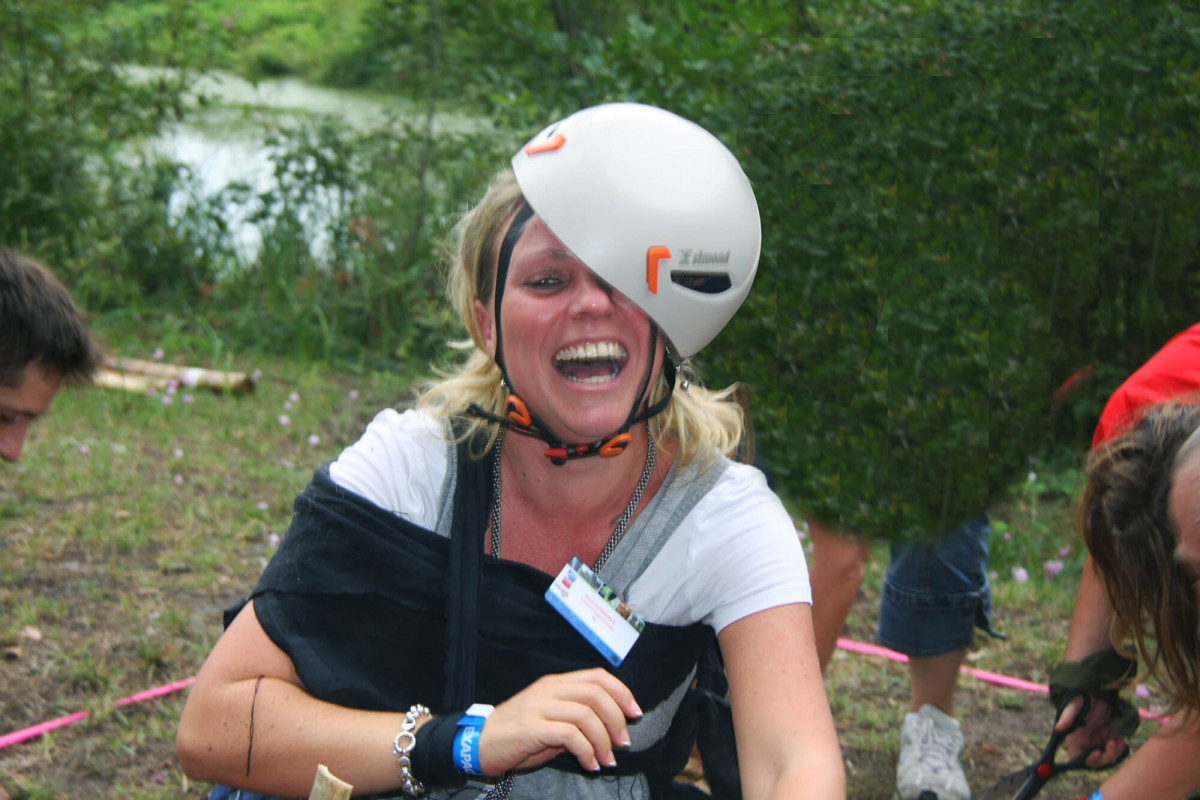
[670,272,732,294]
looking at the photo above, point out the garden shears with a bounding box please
[980,692,1125,800]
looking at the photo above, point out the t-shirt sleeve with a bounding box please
[632,462,810,634]
[1093,323,1200,447]
[327,408,449,529]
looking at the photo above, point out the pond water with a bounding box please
[123,67,482,262]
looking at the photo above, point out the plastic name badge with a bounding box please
[545,557,645,666]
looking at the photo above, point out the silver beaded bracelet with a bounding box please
[393,703,431,797]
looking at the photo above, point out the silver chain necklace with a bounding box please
[481,432,657,799]
[489,433,657,572]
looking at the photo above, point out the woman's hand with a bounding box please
[477,668,642,775]
[1056,694,1129,767]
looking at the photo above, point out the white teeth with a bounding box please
[554,342,627,362]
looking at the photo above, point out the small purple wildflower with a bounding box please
[348,389,359,400]
[1136,684,1151,699]
[308,434,320,447]
[256,501,269,511]
[173,474,183,486]
[1044,560,1065,580]
[152,348,164,361]
[78,444,89,455]
[1059,546,1070,558]
[278,415,290,427]
[283,401,292,411]
[267,533,281,549]
[161,395,173,406]
[183,394,194,404]
[289,392,300,403]
[1011,566,1029,584]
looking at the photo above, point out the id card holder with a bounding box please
[545,557,645,666]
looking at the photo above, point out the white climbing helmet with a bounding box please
[511,102,761,358]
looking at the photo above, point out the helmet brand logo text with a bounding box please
[678,249,731,266]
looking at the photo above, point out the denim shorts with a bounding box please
[207,787,291,800]
[876,514,1004,658]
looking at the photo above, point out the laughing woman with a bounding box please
[176,103,845,800]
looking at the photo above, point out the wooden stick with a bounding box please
[308,763,353,800]
[97,355,255,395]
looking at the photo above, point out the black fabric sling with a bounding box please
[230,449,718,788]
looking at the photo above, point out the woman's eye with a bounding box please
[527,275,563,289]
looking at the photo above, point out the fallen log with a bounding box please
[97,355,255,395]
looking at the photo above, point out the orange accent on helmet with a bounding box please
[524,132,566,156]
[646,246,670,295]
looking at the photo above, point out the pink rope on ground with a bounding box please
[836,637,1164,721]
[0,640,1169,753]
[0,676,196,751]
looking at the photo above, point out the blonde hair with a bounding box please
[417,169,746,468]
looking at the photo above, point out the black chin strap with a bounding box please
[467,343,678,465]
[466,202,677,465]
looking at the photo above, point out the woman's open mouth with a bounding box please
[554,342,628,384]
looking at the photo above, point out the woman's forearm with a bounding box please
[1099,715,1200,800]
[1065,553,1117,661]
[177,673,410,797]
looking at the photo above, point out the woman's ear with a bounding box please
[474,299,495,356]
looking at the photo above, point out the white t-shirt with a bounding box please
[330,408,811,634]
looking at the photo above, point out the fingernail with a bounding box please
[617,731,632,748]
[629,700,643,718]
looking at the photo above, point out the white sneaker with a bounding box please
[895,703,971,800]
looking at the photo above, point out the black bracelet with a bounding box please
[411,712,464,786]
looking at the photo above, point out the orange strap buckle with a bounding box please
[598,433,632,457]
[505,395,533,427]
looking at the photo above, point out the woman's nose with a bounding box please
[570,272,617,316]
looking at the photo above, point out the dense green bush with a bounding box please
[357,0,1200,540]
[1,1,168,258]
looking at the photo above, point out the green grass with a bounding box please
[0,348,418,798]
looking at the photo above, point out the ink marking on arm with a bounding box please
[247,675,265,777]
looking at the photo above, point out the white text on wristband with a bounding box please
[453,725,483,775]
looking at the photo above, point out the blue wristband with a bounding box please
[453,724,483,775]
[1087,791,1105,800]
[453,703,494,776]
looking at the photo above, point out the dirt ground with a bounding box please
[0,554,1125,800]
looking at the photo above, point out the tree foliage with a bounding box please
[356,0,1200,540]
[6,0,1200,542]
